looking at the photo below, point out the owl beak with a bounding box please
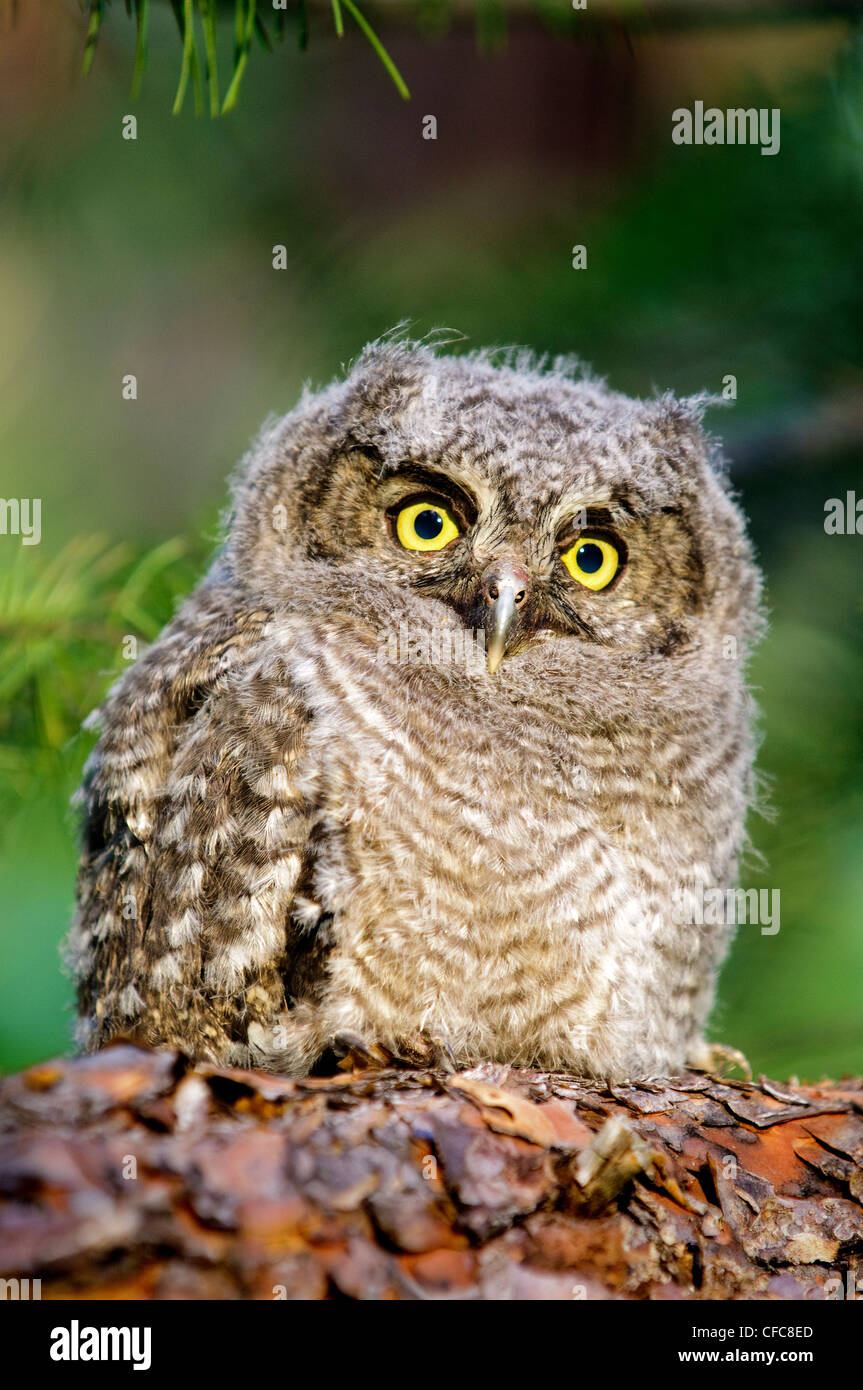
[482,561,532,675]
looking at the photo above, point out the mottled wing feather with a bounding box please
[68,582,318,1066]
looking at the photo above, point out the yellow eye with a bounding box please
[395,500,461,552]
[561,535,620,590]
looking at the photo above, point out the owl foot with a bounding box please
[687,1040,752,1081]
[331,1030,457,1073]
[394,1031,458,1073]
[332,1032,393,1072]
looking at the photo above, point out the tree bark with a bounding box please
[0,1045,861,1300]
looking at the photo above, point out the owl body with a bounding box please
[69,338,763,1079]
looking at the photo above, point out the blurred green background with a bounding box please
[1,2,861,1080]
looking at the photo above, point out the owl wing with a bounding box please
[69,578,320,1067]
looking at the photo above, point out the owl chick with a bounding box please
[68,337,764,1080]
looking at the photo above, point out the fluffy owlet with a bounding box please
[68,337,763,1079]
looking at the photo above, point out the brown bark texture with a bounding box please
[0,1045,861,1301]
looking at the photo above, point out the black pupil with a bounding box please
[415,508,444,540]
[577,542,604,574]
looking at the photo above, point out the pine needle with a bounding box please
[254,13,273,52]
[0,534,199,804]
[222,0,257,115]
[172,0,198,116]
[198,0,220,117]
[340,0,410,100]
[130,0,149,99]
[81,0,104,77]
[79,0,413,112]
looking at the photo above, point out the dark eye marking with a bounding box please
[383,466,478,526]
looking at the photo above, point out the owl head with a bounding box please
[226,336,762,691]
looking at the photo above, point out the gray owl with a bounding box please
[68,337,764,1080]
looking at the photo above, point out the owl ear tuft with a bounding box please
[651,388,721,428]
[350,341,431,399]
[337,326,473,425]
[648,390,731,477]
[337,329,451,414]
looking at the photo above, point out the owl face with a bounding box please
[231,339,761,677]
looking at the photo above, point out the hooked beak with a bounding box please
[482,560,532,675]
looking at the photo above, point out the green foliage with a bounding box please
[79,0,662,111]
[81,0,411,111]
[0,534,204,810]
[0,532,211,1067]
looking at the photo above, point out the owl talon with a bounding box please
[391,1032,458,1072]
[688,1041,752,1081]
[332,1032,393,1071]
[426,1034,458,1073]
